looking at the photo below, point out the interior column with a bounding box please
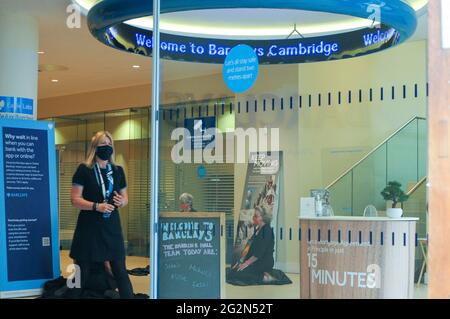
[428,0,450,299]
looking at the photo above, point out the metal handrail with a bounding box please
[407,176,427,196]
[326,116,426,190]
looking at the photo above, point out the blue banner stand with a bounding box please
[0,119,59,298]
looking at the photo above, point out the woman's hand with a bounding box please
[97,203,115,213]
[237,262,249,271]
[236,256,258,271]
[113,191,127,208]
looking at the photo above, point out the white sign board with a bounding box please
[442,0,450,49]
[300,197,316,217]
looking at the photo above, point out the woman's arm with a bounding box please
[71,185,114,213]
[71,185,93,210]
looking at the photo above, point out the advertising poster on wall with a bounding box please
[232,152,283,266]
[0,120,59,298]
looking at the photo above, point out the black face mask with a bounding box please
[96,145,113,161]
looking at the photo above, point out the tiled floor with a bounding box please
[59,251,428,299]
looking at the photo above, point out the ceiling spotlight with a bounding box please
[51,79,59,83]
[132,65,141,69]
[38,51,45,55]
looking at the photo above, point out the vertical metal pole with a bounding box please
[350,170,354,216]
[416,118,419,182]
[150,0,160,300]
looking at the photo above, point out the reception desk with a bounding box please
[299,216,418,299]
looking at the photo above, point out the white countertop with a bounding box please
[299,216,419,222]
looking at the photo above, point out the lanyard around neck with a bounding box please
[94,163,114,202]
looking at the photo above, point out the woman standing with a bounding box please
[70,131,134,298]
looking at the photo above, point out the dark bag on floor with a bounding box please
[40,263,118,299]
[226,267,292,286]
[127,265,150,276]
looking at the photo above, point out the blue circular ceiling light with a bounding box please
[87,0,418,64]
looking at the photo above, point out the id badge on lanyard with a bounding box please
[95,163,114,218]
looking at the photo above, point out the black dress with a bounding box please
[70,163,127,263]
[228,223,275,284]
[244,224,275,273]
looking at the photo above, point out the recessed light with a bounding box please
[38,51,45,55]
[51,79,59,83]
[132,65,141,69]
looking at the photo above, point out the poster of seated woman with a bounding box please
[233,175,278,261]
[228,206,276,284]
[227,205,291,286]
[228,152,291,286]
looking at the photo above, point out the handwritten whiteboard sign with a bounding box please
[158,214,222,299]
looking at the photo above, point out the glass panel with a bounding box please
[156,55,304,297]
[159,100,236,267]
[328,172,352,216]
[49,105,428,298]
[127,108,151,257]
[102,108,151,257]
[353,143,387,215]
[328,119,428,218]
[151,32,429,299]
[54,117,88,249]
[418,119,428,179]
[50,108,152,257]
[403,180,427,281]
[387,120,419,193]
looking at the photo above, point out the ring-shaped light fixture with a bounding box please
[87,0,418,64]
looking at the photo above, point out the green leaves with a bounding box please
[380,181,409,208]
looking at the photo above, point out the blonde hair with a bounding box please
[84,131,116,168]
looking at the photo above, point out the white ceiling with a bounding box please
[0,0,428,100]
[0,0,221,99]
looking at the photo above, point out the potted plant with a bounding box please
[381,181,409,218]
